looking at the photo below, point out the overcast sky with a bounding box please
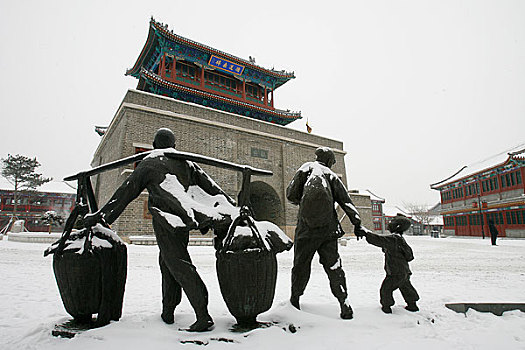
[1,0,524,208]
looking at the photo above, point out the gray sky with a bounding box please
[1,0,524,208]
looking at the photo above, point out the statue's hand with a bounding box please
[83,212,102,228]
[213,216,232,238]
[354,225,370,240]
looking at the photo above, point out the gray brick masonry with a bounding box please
[91,89,371,240]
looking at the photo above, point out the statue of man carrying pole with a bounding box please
[84,128,237,332]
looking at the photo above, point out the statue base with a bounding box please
[445,303,525,316]
[230,320,273,333]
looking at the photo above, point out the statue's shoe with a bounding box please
[405,303,419,312]
[381,305,392,314]
[161,311,174,324]
[340,303,353,319]
[184,318,214,332]
[290,296,300,310]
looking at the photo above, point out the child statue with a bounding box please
[357,214,420,313]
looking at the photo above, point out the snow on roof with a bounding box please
[429,215,444,225]
[38,181,77,194]
[383,205,411,218]
[348,189,386,202]
[363,189,386,202]
[428,202,442,214]
[431,142,525,189]
[0,177,76,194]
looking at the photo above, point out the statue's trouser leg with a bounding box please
[291,236,318,298]
[398,275,419,304]
[159,253,182,314]
[319,238,348,302]
[154,227,210,320]
[380,275,403,307]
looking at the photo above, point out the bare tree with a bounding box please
[403,203,433,235]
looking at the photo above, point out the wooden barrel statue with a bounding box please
[216,210,279,327]
[45,224,127,327]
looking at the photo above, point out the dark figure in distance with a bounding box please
[84,128,236,332]
[357,213,419,313]
[286,147,367,319]
[488,219,499,246]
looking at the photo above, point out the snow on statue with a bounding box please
[83,128,236,332]
[286,147,369,320]
[82,128,292,331]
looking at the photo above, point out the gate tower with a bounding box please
[92,18,354,239]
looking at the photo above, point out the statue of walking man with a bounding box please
[84,128,236,332]
[286,147,367,319]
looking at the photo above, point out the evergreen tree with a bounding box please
[1,154,52,218]
[41,210,64,233]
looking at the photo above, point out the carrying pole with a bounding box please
[64,149,272,182]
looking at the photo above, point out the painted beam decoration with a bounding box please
[209,55,244,76]
[141,70,300,126]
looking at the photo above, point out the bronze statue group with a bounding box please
[84,128,419,332]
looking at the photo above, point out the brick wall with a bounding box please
[345,193,373,235]
[91,89,369,239]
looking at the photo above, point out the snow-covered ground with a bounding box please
[1,235,524,349]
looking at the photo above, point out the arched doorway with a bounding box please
[249,181,284,227]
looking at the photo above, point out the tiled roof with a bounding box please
[149,18,295,79]
[127,18,295,86]
[431,143,525,189]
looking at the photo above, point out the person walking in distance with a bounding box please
[488,219,499,246]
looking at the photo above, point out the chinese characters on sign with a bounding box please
[209,55,245,75]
